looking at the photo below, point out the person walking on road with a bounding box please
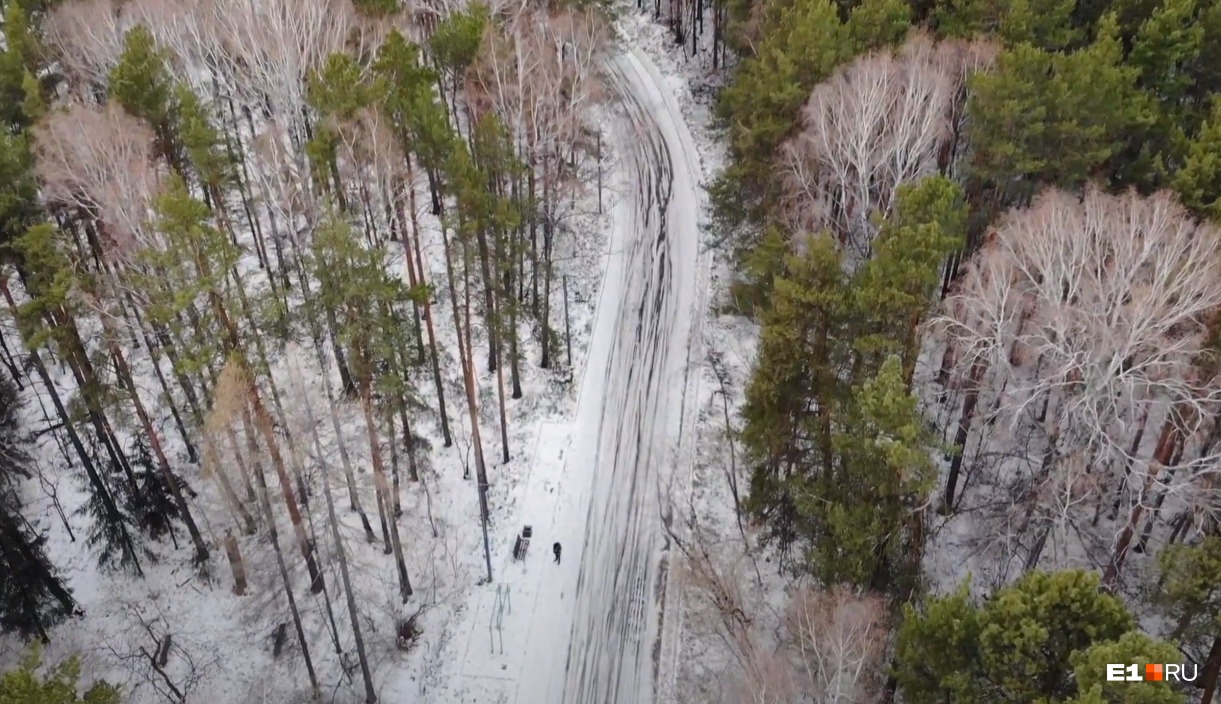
[553,542,562,564]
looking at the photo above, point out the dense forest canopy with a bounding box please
[677,0,1221,699]
[3,0,1221,701]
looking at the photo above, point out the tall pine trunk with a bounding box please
[287,242,374,536]
[247,381,324,593]
[100,316,210,564]
[442,222,494,581]
[299,365,377,703]
[404,175,452,447]
[250,423,319,692]
[476,225,511,463]
[357,357,412,601]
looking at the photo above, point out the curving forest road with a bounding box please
[559,46,705,704]
[456,40,704,704]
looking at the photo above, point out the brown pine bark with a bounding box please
[441,220,494,581]
[357,355,412,602]
[250,427,318,690]
[223,532,247,596]
[246,380,324,593]
[99,312,210,564]
[475,221,511,464]
[388,195,426,364]
[403,174,452,447]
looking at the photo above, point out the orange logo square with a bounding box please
[1145,664,1164,681]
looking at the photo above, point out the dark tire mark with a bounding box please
[561,57,681,704]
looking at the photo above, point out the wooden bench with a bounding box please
[512,525,533,560]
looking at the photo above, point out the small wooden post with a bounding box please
[563,275,573,370]
[224,531,247,596]
[597,130,603,215]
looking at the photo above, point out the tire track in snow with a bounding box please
[560,47,700,704]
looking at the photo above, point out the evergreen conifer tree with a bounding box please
[0,376,78,641]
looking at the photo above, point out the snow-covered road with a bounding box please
[438,41,704,704]
[558,46,705,704]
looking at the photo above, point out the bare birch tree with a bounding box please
[44,0,131,100]
[779,31,992,266]
[32,104,163,255]
[787,587,889,704]
[205,0,356,124]
[935,186,1221,580]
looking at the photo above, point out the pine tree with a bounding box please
[891,582,981,703]
[427,4,489,130]
[1069,633,1186,704]
[306,51,382,214]
[109,25,183,173]
[459,113,522,462]
[0,376,78,642]
[853,176,966,386]
[962,43,1052,209]
[0,1,44,132]
[11,226,141,573]
[1172,96,1221,220]
[742,178,957,577]
[931,0,1084,48]
[894,570,1150,703]
[1189,0,1221,107]
[0,646,119,704]
[1113,0,1202,189]
[375,30,454,217]
[374,32,456,446]
[311,215,414,599]
[845,0,911,51]
[712,0,848,232]
[442,141,495,581]
[1002,0,1080,50]
[1157,536,1221,700]
[965,16,1143,206]
[741,236,853,557]
[807,356,936,597]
